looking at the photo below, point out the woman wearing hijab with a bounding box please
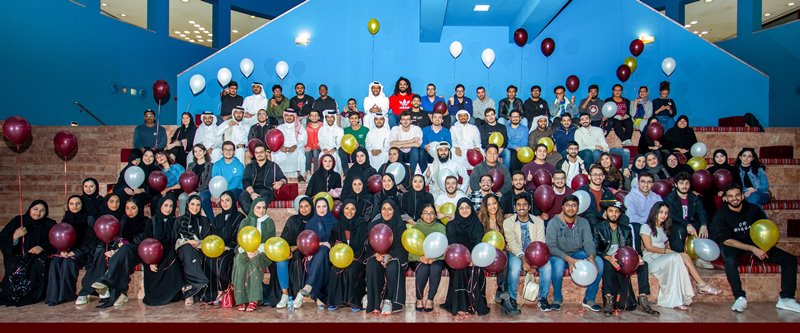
[371,174,403,221]
[232,197,275,312]
[269,196,312,307]
[626,154,647,191]
[101,194,124,221]
[202,191,242,304]
[188,144,214,219]
[293,197,337,309]
[326,199,370,311]
[409,203,445,312]
[378,147,412,191]
[0,200,56,306]
[442,198,490,316]
[46,195,95,305]
[141,195,194,306]
[644,152,670,181]
[735,148,771,205]
[703,149,744,214]
[167,112,197,167]
[305,154,342,198]
[664,153,694,177]
[114,148,156,205]
[663,115,697,158]
[343,175,374,216]
[80,178,104,218]
[174,195,211,305]
[401,174,435,225]
[364,199,408,315]
[342,147,378,192]
[637,118,669,158]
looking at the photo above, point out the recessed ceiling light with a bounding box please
[174,30,181,34]
[184,37,190,40]
[179,34,186,37]
[764,13,771,16]
[232,29,239,33]
[207,33,213,36]
[790,3,796,6]
[188,20,195,24]
[249,15,256,19]
[684,24,692,28]
[196,35,202,39]
[189,39,195,42]
[207,38,212,41]
[199,27,205,31]
[690,20,698,24]
[198,39,204,42]
[193,30,199,33]
[101,3,107,6]
[705,0,712,2]
[474,4,490,11]
[182,0,189,3]
[701,31,708,34]
[693,30,699,34]
[193,24,200,27]
[120,13,127,17]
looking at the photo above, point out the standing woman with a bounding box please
[174,195,211,305]
[305,154,342,198]
[269,196,313,307]
[202,191,243,304]
[141,195,193,306]
[371,174,403,220]
[442,198,490,316]
[80,178,104,218]
[232,198,275,312]
[293,197,337,309]
[735,148,770,205]
[46,195,96,306]
[409,203,445,312]
[364,199,408,314]
[167,112,197,167]
[476,194,506,302]
[101,194,125,221]
[152,149,186,208]
[0,200,56,306]
[401,174,435,225]
[327,199,370,311]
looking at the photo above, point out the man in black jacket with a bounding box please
[238,142,288,213]
[578,165,615,227]
[663,172,713,269]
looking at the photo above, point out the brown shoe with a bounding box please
[603,294,614,317]
[638,295,660,316]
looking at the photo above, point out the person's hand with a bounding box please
[270,99,277,107]
[104,250,116,258]
[150,264,158,272]
[12,227,27,240]
[522,261,531,272]
[273,181,284,190]
[229,120,238,126]
[541,213,549,221]
[281,146,288,153]
[420,255,429,264]
[223,87,230,95]
[414,137,422,145]
[526,171,533,182]
[305,147,311,152]
[455,147,462,156]
[374,253,383,262]
[698,225,709,238]
[59,251,70,258]
[320,242,331,249]
[124,187,135,195]
[570,95,576,104]
[751,246,768,260]
[448,97,454,105]
[595,145,603,150]
[606,256,620,270]
[247,251,257,259]
[188,240,200,248]
[638,256,645,266]
[249,192,260,200]
[565,257,577,274]
[28,246,43,255]
[288,145,297,153]
[161,189,169,196]
[210,196,219,204]
[687,224,697,237]
[245,113,253,118]
[634,98,640,105]
[623,169,631,178]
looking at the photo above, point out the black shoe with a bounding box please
[297,175,305,183]
[510,299,518,309]
[550,303,562,311]
[638,295,660,316]
[498,292,521,316]
[603,294,614,317]
[538,299,551,312]
[96,298,114,309]
[582,300,602,312]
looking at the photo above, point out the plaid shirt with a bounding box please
[470,190,485,211]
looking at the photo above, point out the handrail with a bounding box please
[73,102,107,126]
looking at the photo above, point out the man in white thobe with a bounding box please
[193,111,222,163]
[216,106,249,163]
[365,113,390,168]
[317,109,344,175]
[426,142,470,199]
[450,109,482,171]
[362,81,389,131]
[242,82,267,128]
[271,108,307,179]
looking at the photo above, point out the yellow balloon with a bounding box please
[312,192,334,210]
[517,147,534,164]
[687,156,707,171]
[330,243,354,268]
[201,235,225,258]
[237,226,261,253]
[440,218,449,225]
[402,229,425,256]
[685,235,697,259]
[634,118,643,130]
[482,231,506,251]
[750,219,779,251]
[439,202,455,216]
[488,132,504,148]
[367,18,380,35]
[537,137,555,153]
[264,237,290,262]
[341,134,358,154]
[624,56,638,73]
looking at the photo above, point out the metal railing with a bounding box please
[73,102,107,126]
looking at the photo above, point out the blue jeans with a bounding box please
[507,253,551,301]
[400,147,426,175]
[747,191,770,205]
[578,149,600,170]
[277,260,290,290]
[609,147,630,170]
[200,188,243,220]
[656,116,675,131]
[549,250,603,304]
[500,148,512,170]
[388,113,399,128]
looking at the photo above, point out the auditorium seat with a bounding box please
[718,116,746,127]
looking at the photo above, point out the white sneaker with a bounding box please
[776,298,800,313]
[362,294,368,309]
[75,295,89,305]
[99,289,111,299]
[113,294,128,307]
[622,140,632,146]
[293,292,304,309]
[695,259,714,269]
[731,296,747,312]
[276,294,289,309]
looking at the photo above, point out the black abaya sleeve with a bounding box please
[388,218,407,261]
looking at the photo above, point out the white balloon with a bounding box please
[177,192,189,216]
[189,74,206,95]
[423,232,448,258]
[449,41,463,59]
[217,67,232,87]
[602,101,617,118]
[690,142,708,158]
[471,243,496,268]
[437,168,456,192]
[662,57,676,77]
[571,259,598,287]
[385,162,406,184]
[481,48,495,68]
[693,238,720,262]
[294,195,309,209]
[124,166,145,189]
[240,58,254,78]
[275,61,289,80]
[573,190,591,215]
[208,176,228,199]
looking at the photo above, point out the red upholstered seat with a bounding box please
[763,200,800,210]
[195,114,202,126]
[718,116,746,127]
[705,157,800,166]
[759,145,793,159]
[692,126,761,133]
[711,255,800,274]
[120,148,133,163]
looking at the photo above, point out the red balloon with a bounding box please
[692,170,713,192]
[49,223,77,252]
[467,149,483,166]
[53,130,78,158]
[2,116,32,146]
[565,75,580,93]
[540,38,555,57]
[532,169,552,187]
[332,200,343,219]
[534,185,556,213]
[138,238,164,265]
[571,174,589,190]
[629,39,644,57]
[297,230,320,256]
[247,138,263,156]
[153,80,170,100]
[148,171,167,193]
[369,223,394,254]
[616,64,631,82]
[614,246,639,276]
[94,214,121,243]
[444,244,471,270]
[265,129,285,152]
[610,154,623,170]
[433,101,447,114]
[487,168,505,193]
[485,248,508,274]
[652,180,674,197]
[614,190,629,203]
[513,28,528,47]
[713,169,733,190]
[524,241,550,267]
[366,174,382,194]
[713,195,723,209]
[179,171,199,193]
[646,122,664,141]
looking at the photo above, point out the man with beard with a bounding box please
[340,98,359,128]
[216,106,249,163]
[469,174,497,211]
[472,86,495,127]
[312,84,338,113]
[505,110,530,173]
[247,109,272,146]
[365,113,390,167]
[624,172,661,252]
[480,108,510,171]
[388,77,413,127]
[317,110,344,175]
[408,94,431,129]
[579,84,604,127]
[522,144,557,192]
[389,111,424,175]
[242,82,267,128]
[527,115,553,146]
[420,83,445,113]
[498,85,524,126]
[289,82,315,119]
[503,194,548,314]
[450,110,482,171]
[421,110,451,163]
[267,84,289,126]
[574,112,610,169]
[271,109,308,180]
[578,165,616,228]
[469,144,512,194]
[664,172,713,269]
[426,142,468,199]
[200,141,245,219]
[446,84,472,128]
[193,111,221,162]
[363,81,390,131]
[340,111,369,174]
[220,81,244,124]
[501,171,535,218]
[553,113,578,156]
[523,85,550,125]
[555,141,587,187]
[133,109,167,150]
[239,143,287,213]
[434,176,467,218]
[712,185,800,313]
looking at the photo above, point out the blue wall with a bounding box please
[0,1,214,126]
[178,0,768,127]
[718,21,800,127]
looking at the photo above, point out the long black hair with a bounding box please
[646,202,671,237]
[735,148,765,175]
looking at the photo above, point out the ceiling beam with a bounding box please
[420,0,448,43]
[202,0,303,20]
[510,0,569,42]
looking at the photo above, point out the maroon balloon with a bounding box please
[247,138,264,156]
[433,101,447,114]
[524,241,550,267]
[513,28,528,47]
[565,75,580,93]
[2,116,32,146]
[616,64,631,83]
[532,168,552,187]
[94,214,121,243]
[485,248,508,274]
[49,223,77,252]
[366,174,382,194]
[179,171,199,193]
[652,180,674,197]
[152,80,170,100]
[646,122,664,141]
[610,154,623,170]
[53,130,78,158]
[148,171,167,193]
[534,185,556,213]
[487,168,505,193]
[629,39,644,57]
[713,169,733,190]
[614,246,639,276]
[137,238,164,265]
[571,174,589,190]
[265,129,285,152]
[467,149,483,166]
[297,230,320,256]
[713,195,723,209]
[444,244,471,270]
[369,224,394,255]
[332,200,343,219]
[540,38,555,57]
[614,190,629,203]
[692,170,713,192]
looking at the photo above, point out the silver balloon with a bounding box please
[208,176,228,198]
[662,57,676,77]
[385,162,407,184]
[571,259,598,287]
[690,142,708,158]
[177,192,189,216]
[693,238,720,262]
[437,168,456,192]
[573,190,591,215]
[423,232,448,258]
[471,242,496,268]
[294,195,309,210]
[602,101,617,118]
[124,166,145,189]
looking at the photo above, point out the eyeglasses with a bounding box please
[564,203,579,208]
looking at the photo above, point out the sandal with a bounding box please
[697,283,721,295]
[246,302,257,312]
[237,303,247,311]
[415,300,424,312]
[675,305,689,311]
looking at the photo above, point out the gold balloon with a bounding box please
[482,231,506,251]
[517,147,534,164]
[330,243,354,268]
[750,219,780,251]
[488,132,504,148]
[341,134,358,154]
[685,235,697,259]
[687,156,707,171]
[440,217,449,225]
[439,202,455,216]
[624,56,638,73]
[537,137,555,153]
[313,192,334,210]
[401,229,425,256]
[237,226,261,253]
[367,18,380,35]
[264,237,290,262]
[201,235,225,258]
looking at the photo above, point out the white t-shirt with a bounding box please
[639,224,668,251]
[389,125,423,153]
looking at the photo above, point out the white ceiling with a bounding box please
[685,0,797,42]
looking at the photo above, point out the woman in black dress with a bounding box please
[114,148,157,205]
[167,112,197,167]
[305,154,342,198]
[202,190,242,304]
[268,196,313,308]
[378,147,412,191]
[174,194,211,304]
[401,174,434,224]
[141,195,193,305]
[342,147,378,190]
[101,194,125,221]
[342,175,374,216]
[364,199,408,315]
[46,195,96,306]
[80,177,104,218]
[441,198,490,316]
[326,199,370,311]
[371,174,402,221]
[293,197,337,309]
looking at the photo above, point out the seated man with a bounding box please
[469,174,497,211]
[664,172,713,269]
[503,194,551,313]
[450,110,482,171]
[574,112,609,169]
[469,144,512,195]
[363,81,390,131]
[340,111,370,175]
[133,109,167,150]
[239,143,287,213]
[199,141,244,219]
[434,176,467,222]
[426,142,469,199]
[318,109,344,175]
[216,106,249,164]
[389,111,425,175]
[365,113,390,167]
[193,111,221,163]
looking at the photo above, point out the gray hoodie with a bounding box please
[546,214,596,260]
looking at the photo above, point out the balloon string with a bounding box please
[453,59,456,89]
[64,158,67,199]
[18,151,24,258]
[155,101,162,148]
[546,58,550,98]
[371,36,375,81]
[520,48,524,89]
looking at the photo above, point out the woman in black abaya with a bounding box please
[371,174,402,221]
[326,199,369,311]
[174,195,211,304]
[202,191,242,304]
[46,195,96,306]
[401,174,434,224]
[266,196,313,307]
[80,177,104,218]
[441,198,489,316]
[364,199,408,315]
[305,154,342,198]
